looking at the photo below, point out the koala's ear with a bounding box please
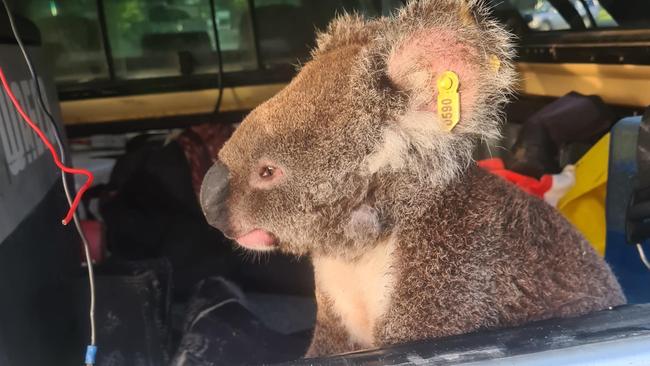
[382,0,515,136]
[312,13,385,58]
[363,1,516,187]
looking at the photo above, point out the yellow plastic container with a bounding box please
[557,133,610,256]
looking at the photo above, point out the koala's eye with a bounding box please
[260,166,275,179]
[251,162,284,189]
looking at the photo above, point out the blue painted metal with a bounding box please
[605,116,650,303]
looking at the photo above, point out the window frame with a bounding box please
[518,28,650,64]
[25,0,650,102]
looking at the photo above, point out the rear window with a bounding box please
[16,0,402,96]
[508,0,649,31]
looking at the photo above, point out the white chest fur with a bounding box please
[313,238,397,348]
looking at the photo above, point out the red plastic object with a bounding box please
[80,220,104,264]
[478,158,553,199]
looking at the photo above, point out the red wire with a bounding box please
[0,67,94,225]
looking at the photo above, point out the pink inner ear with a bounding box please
[387,28,479,116]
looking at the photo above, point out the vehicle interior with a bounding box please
[0,0,649,365]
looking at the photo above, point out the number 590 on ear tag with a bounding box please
[437,71,460,131]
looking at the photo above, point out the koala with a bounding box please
[200,0,626,358]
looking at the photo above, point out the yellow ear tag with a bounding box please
[489,55,501,73]
[437,71,460,131]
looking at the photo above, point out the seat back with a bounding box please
[605,116,650,303]
[0,10,81,365]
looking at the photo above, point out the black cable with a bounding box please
[209,0,225,114]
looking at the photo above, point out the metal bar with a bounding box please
[208,0,224,113]
[247,0,264,70]
[96,0,116,80]
[579,0,598,28]
[548,0,587,30]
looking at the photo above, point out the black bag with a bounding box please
[99,134,236,299]
[99,133,315,300]
[506,92,616,178]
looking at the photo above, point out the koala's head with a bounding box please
[201,0,515,258]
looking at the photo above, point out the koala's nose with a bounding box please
[200,161,230,230]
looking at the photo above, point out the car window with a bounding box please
[103,0,258,80]
[509,0,618,31]
[252,0,398,68]
[16,0,110,84]
[17,0,401,94]
[585,0,617,27]
[511,0,570,31]
[571,0,617,27]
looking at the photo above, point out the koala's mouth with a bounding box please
[235,229,278,251]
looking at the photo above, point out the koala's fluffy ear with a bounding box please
[385,0,514,126]
[365,0,516,186]
[312,13,385,58]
